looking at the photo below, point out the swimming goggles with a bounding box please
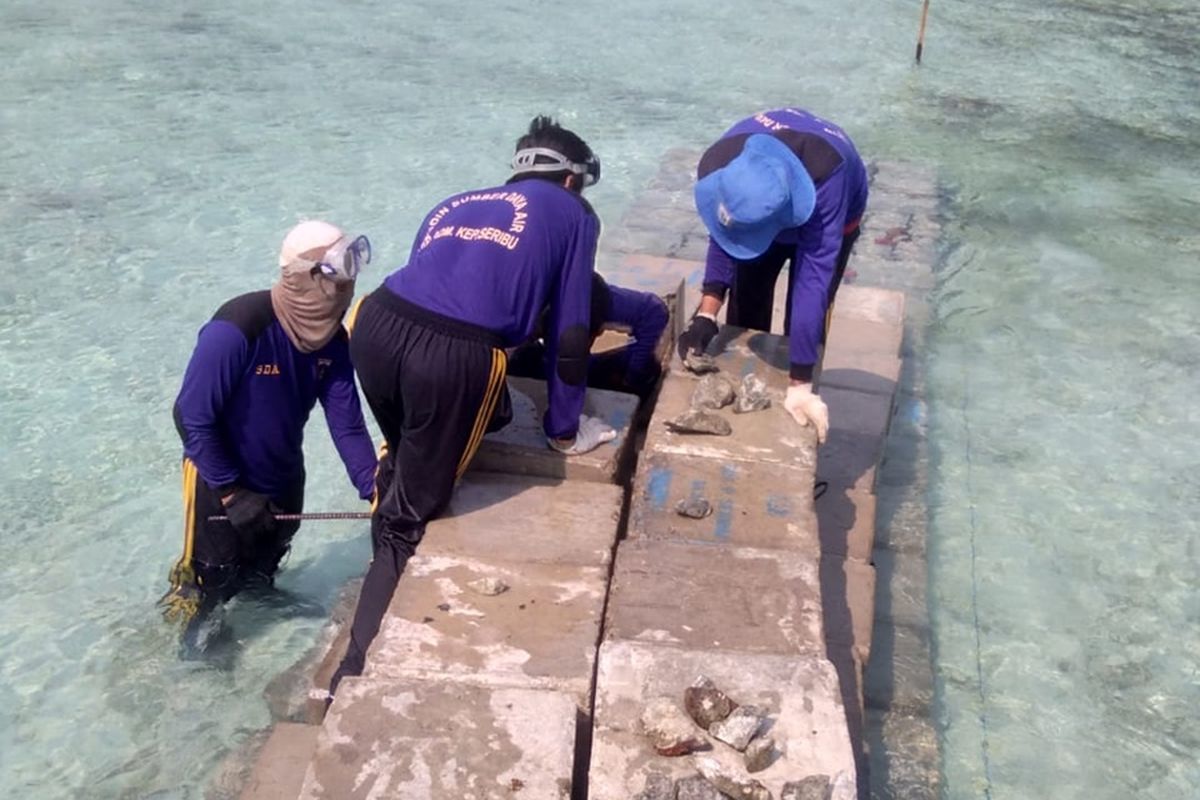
[309,234,371,282]
[511,147,601,187]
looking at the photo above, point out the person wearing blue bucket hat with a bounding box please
[683,108,869,444]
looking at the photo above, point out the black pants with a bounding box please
[330,289,509,694]
[726,227,862,338]
[507,344,661,400]
[159,458,304,626]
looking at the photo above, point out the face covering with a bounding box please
[270,262,353,353]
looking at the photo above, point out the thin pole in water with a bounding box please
[206,511,373,522]
[915,0,931,64]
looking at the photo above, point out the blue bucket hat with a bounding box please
[694,134,816,260]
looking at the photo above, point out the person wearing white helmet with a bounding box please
[159,220,378,655]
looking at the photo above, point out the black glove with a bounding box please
[222,489,277,538]
[677,315,719,361]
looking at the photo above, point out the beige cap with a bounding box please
[278,220,344,268]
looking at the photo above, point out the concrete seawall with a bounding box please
[219,153,942,800]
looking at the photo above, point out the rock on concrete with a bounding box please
[471,377,638,483]
[587,640,856,799]
[605,538,824,656]
[364,553,608,707]
[300,678,575,800]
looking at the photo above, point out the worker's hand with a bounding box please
[676,314,719,361]
[548,414,617,455]
[784,383,829,444]
[221,488,277,537]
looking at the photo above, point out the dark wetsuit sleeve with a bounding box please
[174,320,248,491]
[789,165,851,380]
[701,237,736,299]
[543,212,599,439]
[608,286,669,380]
[318,333,377,500]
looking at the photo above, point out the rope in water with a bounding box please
[962,367,996,798]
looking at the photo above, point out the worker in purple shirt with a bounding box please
[328,116,614,697]
[508,272,670,398]
[159,220,378,653]
[678,108,869,443]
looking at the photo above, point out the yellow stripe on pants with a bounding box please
[456,348,507,478]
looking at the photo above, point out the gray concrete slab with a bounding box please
[300,678,576,800]
[420,472,623,568]
[240,723,321,800]
[816,428,881,494]
[628,449,819,553]
[864,621,935,716]
[471,377,638,483]
[864,709,940,800]
[818,350,902,397]
[364,553,607,706]
[605,538,825,655]
[588,640,857,799]
[870,547,929,634]
[643,329,820,471]
[832,284,906,327]
[597,252,705,297]
[820,558,878,662]
[815,485,878,562]
[825,315,904,358]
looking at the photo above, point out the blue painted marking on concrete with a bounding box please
[766,494,792,517]
[714,499,734,540]
[646,467,671,510]
[689,479,707,501]
[720,463,738,482]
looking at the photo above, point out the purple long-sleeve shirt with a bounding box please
[385,178,599,439]
[173,291,377,500]
[602,285,669,381]
[698,107,869,378]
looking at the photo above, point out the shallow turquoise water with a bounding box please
[0,1,1196,797]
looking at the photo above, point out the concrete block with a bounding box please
[824,386,894,440]
[819,350,901,397]
[816,386,893,494]
[871,548,929,629]
[825,315,903,358]
[815,485,877,561]
[865,709,940,800]
[301,678,575,800]
[240,723,320,800]
[864,621,935,715]
[471,377,638,483]
[588,640,857,799]
[364,554,607,706]
[816,428,880,494]
[598,252,705,297]
[820,558,877,661]
[831,285,906,326]
[629,449,819,553]
[643,328,819,471]
[605,538,825,655]
[422,472,623,568]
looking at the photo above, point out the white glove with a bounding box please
[548,414,617,455]
[784,383,829,444]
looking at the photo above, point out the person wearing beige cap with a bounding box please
[159,220,378,656]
